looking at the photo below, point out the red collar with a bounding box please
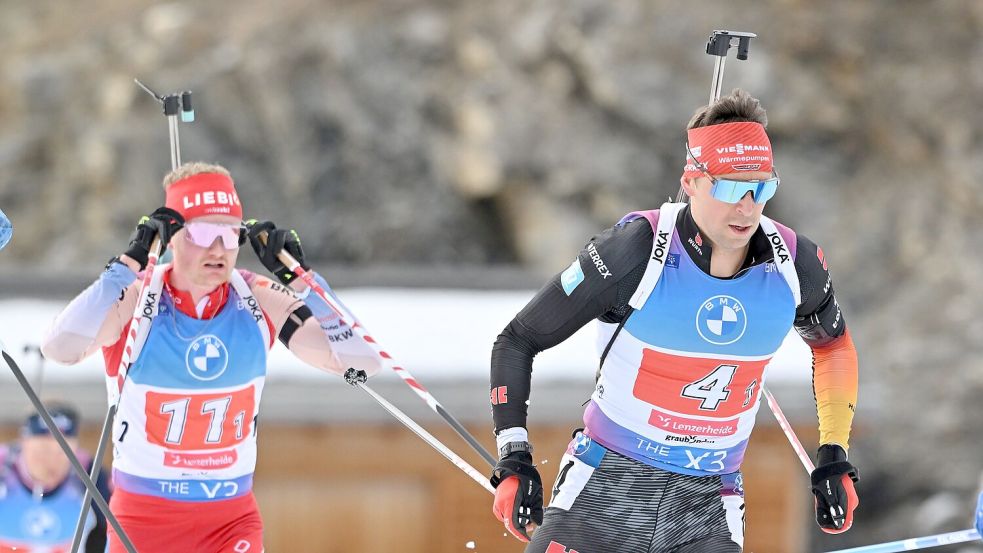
[163,267,230,319]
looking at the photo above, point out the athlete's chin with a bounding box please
[718,233,753,251]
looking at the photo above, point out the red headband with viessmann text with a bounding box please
[683,121,773,179]
[165,173,243,221]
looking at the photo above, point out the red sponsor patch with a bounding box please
[633,349,767,418]
[145,387,255,451]
[647,408,739,437]
[546,542,580,553]
[695,233,703,247]
[164,449,238,470]
[817,247,828,270]
[490,386,508,405]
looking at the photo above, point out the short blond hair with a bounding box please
[162,162,232,189]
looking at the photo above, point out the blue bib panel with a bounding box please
[587,223,797,476]
[0,463,93,549]
[126,290,267,389]
[113,288,269,501]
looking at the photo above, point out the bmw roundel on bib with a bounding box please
[22,506,61,541]
[186,335,230,381]
[696,295,748,346]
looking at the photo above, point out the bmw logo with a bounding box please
[186,335,229,381]
[22,506,60,538]
[572,433,592,456]
[696,295,748,345]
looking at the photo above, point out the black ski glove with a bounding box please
[245,219,310,285]
[490,451,544,542]
[810,444,859,534]
[123,207,184,271]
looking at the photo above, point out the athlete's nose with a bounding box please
[207,236,226,252]
[735,191,756,215]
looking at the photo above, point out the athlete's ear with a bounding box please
[680,176,699,198]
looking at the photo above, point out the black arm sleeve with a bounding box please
[278,305,313,348]
[792,233,847,347]
[491,219,652,433]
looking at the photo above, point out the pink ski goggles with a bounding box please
[183,221,247,250]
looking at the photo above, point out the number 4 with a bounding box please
[681,364,737,410]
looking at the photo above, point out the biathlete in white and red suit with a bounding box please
[42,162,381,553]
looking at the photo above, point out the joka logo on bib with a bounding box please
[696,295,748,345]
[186,335,229,381]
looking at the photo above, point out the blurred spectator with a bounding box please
[0,403,110,553]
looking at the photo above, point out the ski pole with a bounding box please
[676,29,757,203]
[824,529,981,553]
[762,387,815,473]
[765,390,983,552]
[23,344,45,398]
[263,238,497,468]
[69,405,116,553]
[0,343,138,553]
[344,369,495,494]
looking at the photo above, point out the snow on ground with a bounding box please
[0,288,812,385]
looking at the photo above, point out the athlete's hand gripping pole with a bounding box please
[764,387,860,534]
[344,369,495,494]
[490,450,544,542]
[676,29,757,203]
[257,229,498,468]
[0,344,138,553]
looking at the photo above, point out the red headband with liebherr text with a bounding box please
[164,173,243,221]
[683,121,774,179]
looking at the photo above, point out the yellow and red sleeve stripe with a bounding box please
[811,328,858,449]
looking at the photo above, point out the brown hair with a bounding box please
[162,162,232,189]
[687,88,768,130]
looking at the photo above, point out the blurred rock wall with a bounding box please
[2,0,983,549]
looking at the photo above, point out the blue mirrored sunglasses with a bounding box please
[709,173,780,204]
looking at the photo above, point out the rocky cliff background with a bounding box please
[1,0,982,550]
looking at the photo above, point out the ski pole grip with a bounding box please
[254,229,303,272]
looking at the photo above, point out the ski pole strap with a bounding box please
[824,529,981,553]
